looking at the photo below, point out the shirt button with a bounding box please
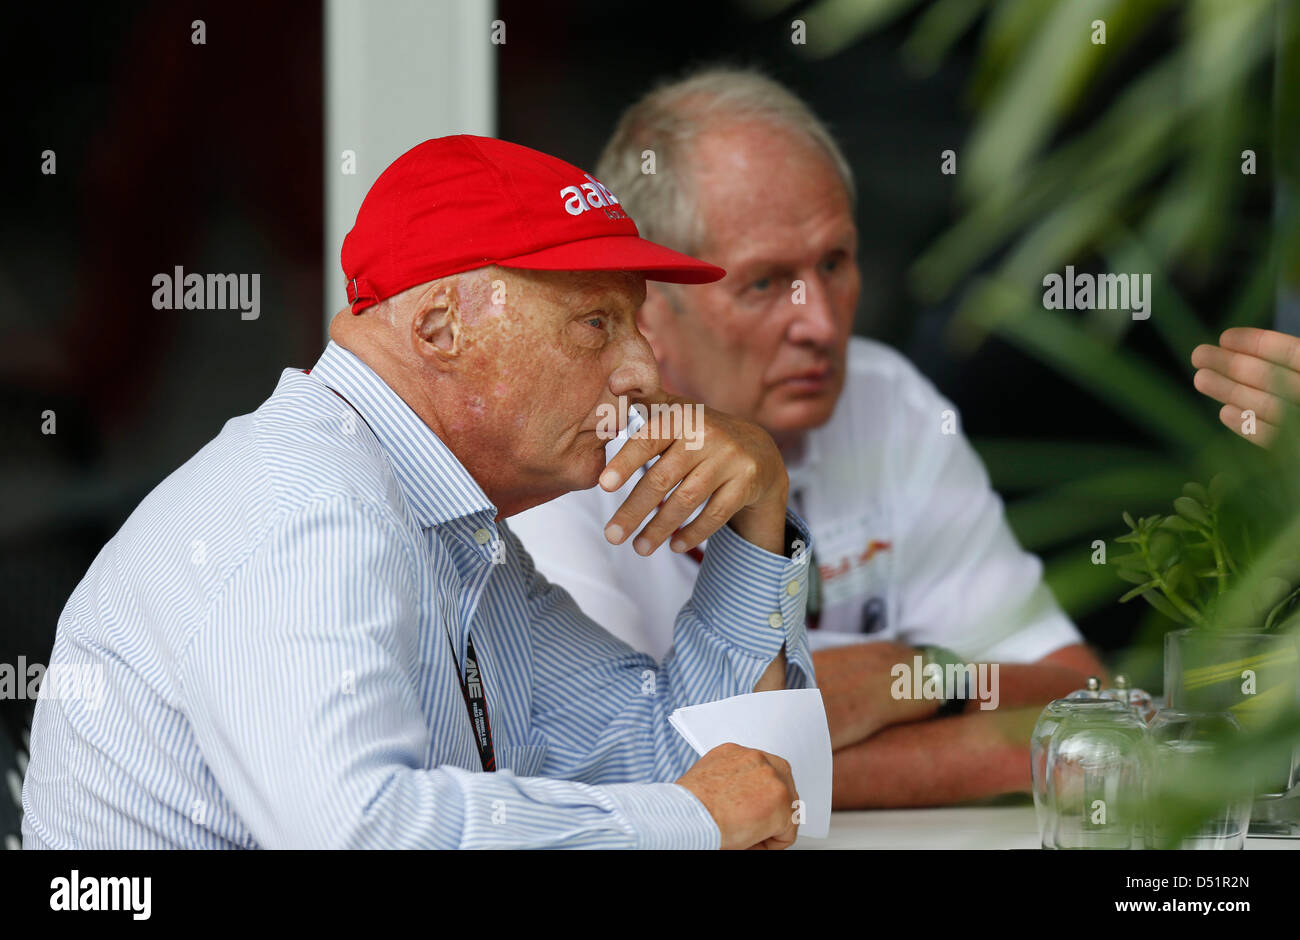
[473,528,492,545]
[786,581,802,597]
[768,612,783,629]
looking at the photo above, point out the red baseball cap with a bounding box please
[341,135,725,314]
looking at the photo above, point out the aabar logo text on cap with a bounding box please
[560,174,628,220]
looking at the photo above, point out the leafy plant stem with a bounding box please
[1209,515,1228,596]
[1136,528,1209,626]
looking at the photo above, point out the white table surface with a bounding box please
[794,804,1300,849]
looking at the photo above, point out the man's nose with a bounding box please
[609,329,661,401]
[787,272,840,347]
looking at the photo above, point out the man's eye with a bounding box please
[750,278,772,292]
[585,315,606,330]
[821,257,839,273]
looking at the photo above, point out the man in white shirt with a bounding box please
[511,67,1106,807]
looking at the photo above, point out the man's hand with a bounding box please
[1191,327,1300,446]
[675,742,800,850]
[598,397,789,555]
[814,642,939,750]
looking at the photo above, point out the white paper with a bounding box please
[669,688,833,839]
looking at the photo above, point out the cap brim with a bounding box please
[497,235,724,284]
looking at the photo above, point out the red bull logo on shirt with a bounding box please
[818,539,891,584]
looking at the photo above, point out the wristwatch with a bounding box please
[917,645,970,717]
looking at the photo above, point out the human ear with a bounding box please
[412,280,462,363]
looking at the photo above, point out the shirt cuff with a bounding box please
[601,782,721,849]
[689,510,815,687]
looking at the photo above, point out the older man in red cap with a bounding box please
[22,136,815,850]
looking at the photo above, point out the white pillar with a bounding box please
[324,0,497,332]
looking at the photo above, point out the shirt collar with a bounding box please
[306,340,497,528]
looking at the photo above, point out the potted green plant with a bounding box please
[1116,476,1300,802]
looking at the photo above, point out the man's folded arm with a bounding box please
[511,511,815,787]
[180,492,716,849]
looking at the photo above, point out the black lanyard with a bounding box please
[448,632,495,772]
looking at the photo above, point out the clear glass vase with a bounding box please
[1146,708,1252,849]
[1163,628,1300,797]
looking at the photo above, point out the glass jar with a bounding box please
[1031,697,1130,849]
[1043,702,1151,849]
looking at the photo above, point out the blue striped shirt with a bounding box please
[22,340,813,849]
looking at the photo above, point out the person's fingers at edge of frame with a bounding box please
[1219,402,1277,446]
[1193,368,1288,426]
[1190,343,1219,370]
[1219,327,1300,372]
[1191,346,1300,402]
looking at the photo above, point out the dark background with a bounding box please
[4,0,1251,738]
[1,2,324,678]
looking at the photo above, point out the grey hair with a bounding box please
[595,65,857,258]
